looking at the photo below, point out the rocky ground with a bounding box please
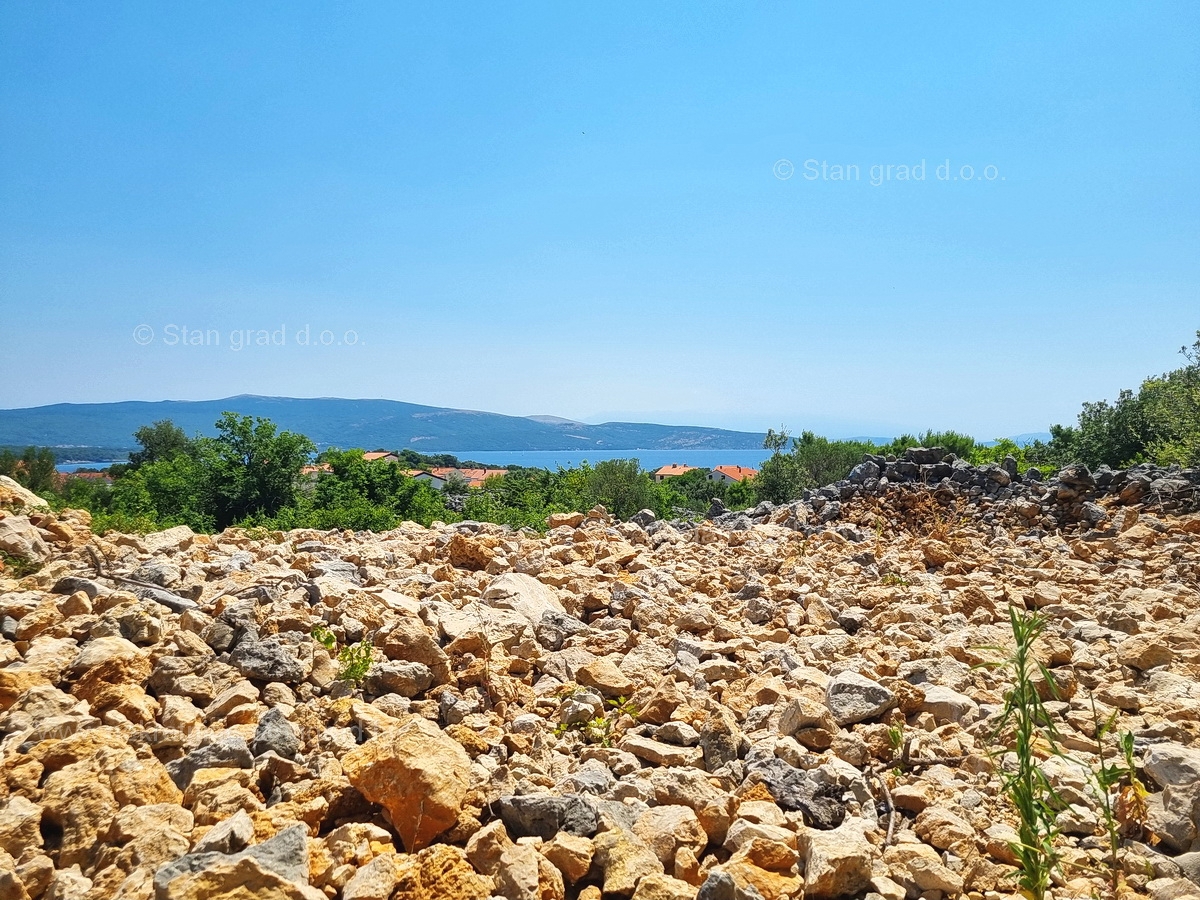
[1,452,1199,900]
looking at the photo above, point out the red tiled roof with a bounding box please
[362,451,398,462]
[712,465,758,482]
[429,467,508,487]
[654,464,697,477]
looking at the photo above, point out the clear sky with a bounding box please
[1,2,1197,439]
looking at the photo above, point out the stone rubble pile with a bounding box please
[701,449,1200,538]
[1,469,1199,900]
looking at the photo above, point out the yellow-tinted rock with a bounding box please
[392,844,493,900]
[341,715,471,851]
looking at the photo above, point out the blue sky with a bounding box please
[1,2,1197,439]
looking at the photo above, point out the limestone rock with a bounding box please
[0,514,51,563]
[142,525,196,554]
[633,804,708,866]
[0,475,50,509]
[376,616,452,685]
[882,843,965,896]
[917,685,979,725]
[341,715,471,851]
[593,829,664,897]
[913,807,975,850]
[392,844,493,900]
[540,832,595,884]
[1118,634,1175,671]
[483,572,565,625]
[802,820,875,899]
[824,672,895,726]
[447,533,495,570]
[0,795,43,859]
[632,873,701,900]
[467,820,563,900]
[1145,743,1200,852]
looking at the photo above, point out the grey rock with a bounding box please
[630,509,657,527]
[497,793,600,839]
[166,734,254,789]
[250,708,300,759]
[1176,851,1200,887]
[825,671,895,726]
[697,869,764,900]
[51,576,107,599]
[191,809,254,854]
[559,759,614,796]
[310,559,361,582]
[362,661,433,698]
[155,824,310,896]
[744,754,845,830]
[229,637,305,684]
[1144,743,1200,852]
[657,721,701,747]
[133,559,182,587]
[535,610,589,651]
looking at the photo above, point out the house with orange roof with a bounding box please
[707,465,758,484]
[429,467,508,488]
[404,467,507,490]
[362,451,400,463]
[652,464,697,482]
[407,469,446,489]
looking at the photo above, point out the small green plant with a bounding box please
[310,623,337,652]
[984,606,1064,900]
[881,572,911,588]
[0,551,42,579]
[1089,702,1125,895]
[555,696,640,747]
[1113,731,1150,843]
[310,623,375,687]
[336,641,376,686]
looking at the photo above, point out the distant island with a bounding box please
[0,394,770,456]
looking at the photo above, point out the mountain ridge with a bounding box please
[0,395,769,453]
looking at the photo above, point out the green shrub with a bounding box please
[336,642,375,686]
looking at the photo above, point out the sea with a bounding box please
[56,461,121,472]
[449,449,774,471]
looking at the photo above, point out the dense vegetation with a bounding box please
[8,417,758,534]
[1030,332,1200,469]
[5,332,1195,534]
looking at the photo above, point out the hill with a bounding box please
[0,395,768,454]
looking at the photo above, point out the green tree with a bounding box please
[1142,333,1200,466]
[201,413,316,528]
[880,429,976,460]
[1,447,58,494]
[755,429,802,504]
[442,471,471,497]
[127,420,193,469]
[111,452,213,531]
[584,458,656,520]
[791,431,872,488]
[0,448,57,496]
[1040,331,1199,468]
